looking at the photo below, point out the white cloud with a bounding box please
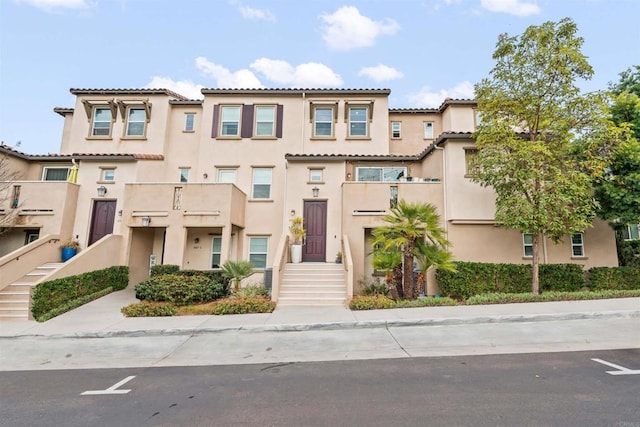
[195,57,263,88]
[480,0,540,16]
[15,0,93,10]
[145,77,204,100]
[408,81,475,108]
[238,5,275,21]
[358,64,403,82]
[250,58,343,87]
[320,6,400,51]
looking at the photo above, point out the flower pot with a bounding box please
[291,244,302,263]
[61,247,77,262]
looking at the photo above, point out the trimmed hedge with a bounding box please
[209,296,276,315]
[121,301,177,317]
[36,287,113,322]
[588,267,640,290]
[135,274,227,305]
[150,264,180,276]
[466,290,640,305]
[32,266,128,321]
[436,262,585,300]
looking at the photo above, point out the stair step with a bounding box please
[40,263,64,269]
[26,272,48,277]
[277,297,346,306]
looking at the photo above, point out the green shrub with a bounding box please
[36,288,113,322]
[360,282,391,297]
[121,301,177,317]
[150,264,180,276]
[135,274,227,305]
[539,264,585,292]
[32,266,129,320]
[349,295,394,310]
[465,289,640,305]
[211,296,276,315]
[235,285,270,298]
[391,297,458,308]
[588,267,640,290]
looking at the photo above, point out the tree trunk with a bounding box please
[403,247,414,299]
[532,233,540,295]
[393,265,403,299]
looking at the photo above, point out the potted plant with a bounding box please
[289,216,305,263]
[335,251,343,264]
[60,239,81,262]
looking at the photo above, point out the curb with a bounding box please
[5,309,640,340]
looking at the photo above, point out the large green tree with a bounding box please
[473,18,617,294]
[371,200,452,299]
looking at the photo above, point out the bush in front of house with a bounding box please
[135,274,227,305]
[465,289,640,305]
[210,296,276,315]
[349,295,395,310]
[32,266,129,321]
[121,301,177,317]
[150,264,180,276]
[588,266,640,290]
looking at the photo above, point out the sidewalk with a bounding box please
[1,288,639,339]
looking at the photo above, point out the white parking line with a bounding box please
[81,376,136,395]
[591,359,640,376]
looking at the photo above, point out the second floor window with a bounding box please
[184,113,195,131]
[221,106,241,136]
[356,167,406,182]
[42,167,70,181]
[126,108,146,136]
[623,224,640,241]
[92,108,112,136]
[314,107,334,137]
[349,106,368,137]
[179,168,189,183]
[255,106,276,137]
[391,121,401,138]
[252,168,272,199]
[218,168,237,183]
[424,121,434,138]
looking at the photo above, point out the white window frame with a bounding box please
[91,107,112,137]
[356,166,407,182]
[309,169,323,182]
[623,224,640,241]
[101,168,115,182]
[220,105,242,137]
[42,167,70,181]
[179,168,190,183]
[184,113,195,132]
[523,233,533,258]
[254,105,276,137]
[248,236,268,269]
[391,121,401,139]
[125,107,147,137]
[424,121,434,139]
[313,106,335,138]
[348,106,369,137]
[217,168,237,184]
[252,168,272,199]
[571,233,585,257]
[211,236,222,268]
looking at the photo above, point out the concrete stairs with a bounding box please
[0,262,63,321]
[278,263,347,306]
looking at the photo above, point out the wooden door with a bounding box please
[303,200,327,262]
[89,200,116,245]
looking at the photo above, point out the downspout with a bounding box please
[542,234,548,264]
[433,145,448,234]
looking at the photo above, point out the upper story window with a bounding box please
[92,108,113,137]
[391,121,401,139]
[126,108,146,136]
[255,105,276,137]
[179,168,190,183]
[623,224,640,241]
[309,168,323,182]
[571,233,585,257]
[252,167,272,199]
[464,148,479,176]
[523,233,533,257]
[42,167,70,181]
[101,168,115,182]
[314,106,335,138]
[356,167,407,182]
[184,113,195,132]
[220,106,241,137]
[424,121,434,138]
[218,168,237,184]
[475,110,482,129]
[348,106,368,137]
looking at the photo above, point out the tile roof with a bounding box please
[201,88,391,96]
[0,144,164,161]
[69,88,190,101]
[53,107,74,116]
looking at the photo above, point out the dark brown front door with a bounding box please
[303,200,327,262]
[89,200,116,245]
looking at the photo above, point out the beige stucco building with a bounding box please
[0,87,619,315]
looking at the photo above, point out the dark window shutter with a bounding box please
[241,105,254,138]
[276,104,283,138]
[211,105,219,138]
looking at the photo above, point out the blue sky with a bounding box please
[1,0,639,154]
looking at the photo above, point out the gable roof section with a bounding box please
[70,88,190,101]
[0,144,163,162]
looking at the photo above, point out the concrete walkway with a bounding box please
[1,288,639,339]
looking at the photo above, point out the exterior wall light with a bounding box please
[97,186,108,197]
[312,187,320,198]
[141,216,151,227]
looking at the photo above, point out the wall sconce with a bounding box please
[141,216,151,227]
[118,210,123,217]
[290,209,296,217]
[203,173,208,179]
[346,172,352,180]
[97,186,107,197]
[312,186,320,198]
[194,237,200,244]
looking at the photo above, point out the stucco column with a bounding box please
[162,225,187,267]
[219,225,232,263]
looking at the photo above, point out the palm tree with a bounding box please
[371,247,403,299]
[414,240,456,296]
[372,200,451,299]
[221,260,254,292]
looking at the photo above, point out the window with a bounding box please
[523,233,533,257]
[391,121,401,139]
[356,167,407,182]
[249,237,268,269]
[424,121,434,138]
[465,148,479,176]
[255,106,276,137]
[42,167,70,181]
[623,224,640,241]
[92,107,112,136]
[184,113,195,132]
[218,168,237,184]
[25,230,40,244]
[126,108,146,136]
[571,233,585,257]
[101,168,115,182]
[252,168,272,199]
[309,169,323,182]
[475,110,482,128]
[211,236,222,268]
[314,107,334,137]
[179,168,189,183]
[390,185,398,208]
[349,106,368,137]
[220,106,241,136]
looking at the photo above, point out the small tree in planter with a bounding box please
[289,216,305,263]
